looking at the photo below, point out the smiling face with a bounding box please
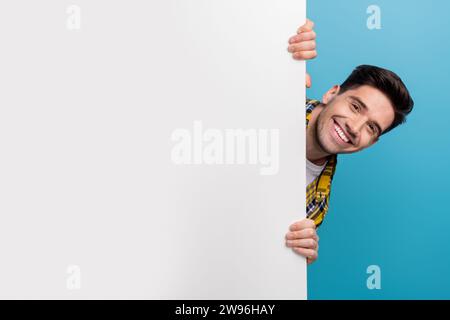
[315,85,396,155]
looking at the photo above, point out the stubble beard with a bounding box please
[314,110,337,156]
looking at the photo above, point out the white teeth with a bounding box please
[334,123,349,143]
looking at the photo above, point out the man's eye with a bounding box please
[368,123,376,134]
[351,103,359,111]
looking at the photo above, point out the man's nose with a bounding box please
[345,119,365,140]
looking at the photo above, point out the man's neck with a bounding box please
[306,105,331,166]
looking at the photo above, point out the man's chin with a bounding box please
[320,141,358,156]
[316,140,339,156]
[332,145,360,155]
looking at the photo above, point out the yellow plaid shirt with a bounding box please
[306,99,338,228]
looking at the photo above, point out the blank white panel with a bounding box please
[0,0,306,299]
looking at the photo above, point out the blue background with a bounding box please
[307,0,450,299]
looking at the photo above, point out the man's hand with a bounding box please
[287,19,317,88]
[285,218,319,265]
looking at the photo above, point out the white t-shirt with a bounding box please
[306,158,326,187]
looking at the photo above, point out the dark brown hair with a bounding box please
[339,65,414,135]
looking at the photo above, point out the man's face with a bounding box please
[315,85,395,155]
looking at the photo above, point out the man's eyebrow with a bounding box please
[348,95,383,135]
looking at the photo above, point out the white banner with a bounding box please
[0,0,306,299]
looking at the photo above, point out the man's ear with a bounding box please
[322,85,340,104]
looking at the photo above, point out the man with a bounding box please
[285,19,414,264]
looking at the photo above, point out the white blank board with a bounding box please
[0,0,306,299]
